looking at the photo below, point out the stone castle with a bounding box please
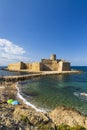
[8,54,71,72]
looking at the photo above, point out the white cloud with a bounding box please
[0,38,30,65]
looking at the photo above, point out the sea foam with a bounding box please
[15,82,46,113]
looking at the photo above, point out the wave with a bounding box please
[15,82,46,113]
[74,92,87,101]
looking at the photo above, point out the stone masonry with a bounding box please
[8,54,70,72]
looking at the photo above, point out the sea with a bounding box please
[0,66,29,77]
[1,66,87,114]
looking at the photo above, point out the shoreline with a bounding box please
[15,82,47,113]
[0,82,87,129]
[0,82,55,129]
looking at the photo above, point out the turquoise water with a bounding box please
[1,66,87,114]
[19,66,87,114]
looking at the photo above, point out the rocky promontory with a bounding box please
[49,106,87,128]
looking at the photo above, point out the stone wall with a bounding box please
[8,62,26,71]
[8,61,70,72]
[51,61,59,71]
[26,62,42,72]
[41,59,52,71]
[32,62,42,72]
[62,62,71,71]
[41,59,59,71]
[57,61,63,72]
[58,61,71,72]
[8,54,71,72]
[26,63,32,71]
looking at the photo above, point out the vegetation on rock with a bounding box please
[57,124,86,130]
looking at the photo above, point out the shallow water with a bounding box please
[19,66,87,114]
[1,66,87,114]
[0,67,29,76]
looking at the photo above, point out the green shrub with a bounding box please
[57,124,86,130]
[70,126,86,130]
[20,115,30,124]
[38,124,55,130]
[58,124,70,130]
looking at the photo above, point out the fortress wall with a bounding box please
[41,59,53,64]
[25,62,42,71]
[41,60,52,71]
[8,63,21,70]
[7,54,71,72]
[51,61,59,71]
[8,61,70,72]
[41,60,58,71]
[31,62,42,71]
[26,63,32,70]
[62,62,71,71]
[42,64,52,71]
[51,63,59,71]
[20,62,27,69]
[24,63,43,71]
[8,62,26,71]
[58,61,71,72]
[58,61,63,72]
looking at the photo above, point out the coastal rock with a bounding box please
[13,105,55,129]
[49,106,87,128]
[1,82,87,129]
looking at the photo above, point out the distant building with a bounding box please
[8,54,71,72]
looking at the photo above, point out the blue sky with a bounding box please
[0,0,87,66]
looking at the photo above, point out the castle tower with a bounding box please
[50,54,56,60]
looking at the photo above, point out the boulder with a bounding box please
[49,106,87,128]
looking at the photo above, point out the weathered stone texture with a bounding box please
[50,54,56,60]
[8,62,26,71]
[49,106,87,128]
[8,54,71,72]
[58,61,71,72]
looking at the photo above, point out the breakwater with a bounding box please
[0,70,82,82]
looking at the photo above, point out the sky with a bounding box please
[0,0,87,66]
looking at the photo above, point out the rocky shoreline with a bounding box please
[0,82,87,130]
